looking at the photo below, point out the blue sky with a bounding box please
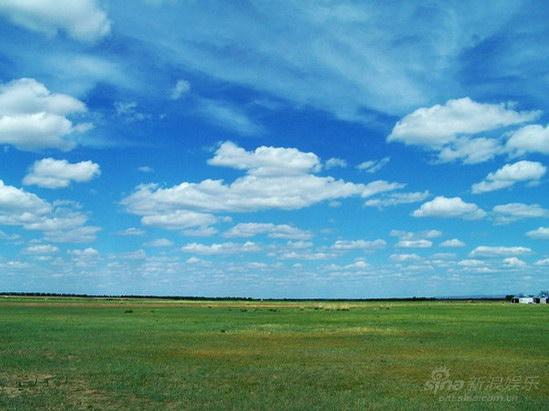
[0,0,548,298]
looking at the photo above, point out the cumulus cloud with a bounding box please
[0,0,111,42]
[122,142,404,222]
[387,97,539,164]
[170,79,190,100]
[224,223,311,240]
[396,239,432,248]
[324,158,347,169]
[388,97,539,146]
[0,179,99,242]
[390,229,440,248]
[472,161,546,194]
[357,157,390,173]
[24,244,58,255]
[365,191,430,208]
[503,257,526,267]
[0,78,90,151]
[181,241,260,255]
[145,238,174,247]
[535,258,549,266]
[492,203,549,224]
[436,137,505,164]
[390,253,421,262]
[526,227,549,240]
[141,210,217,231]
[470,246,531,257]
[440,239,465,248]
[68,247,99,258]
[331,239,386,250]
[390,229,442,239]
[208,141,320,176]
[0,179,51,224]
[413,196,486,220]
[23,158,100,188]
[506,124,549,155]
[458,259,485,267]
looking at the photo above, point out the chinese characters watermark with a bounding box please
[424,367,540,402]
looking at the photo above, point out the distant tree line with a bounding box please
[0,292,506,302]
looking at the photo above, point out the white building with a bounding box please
[511,297,535,304]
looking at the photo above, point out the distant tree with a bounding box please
[539,290,549,297]
[505,295,514,301]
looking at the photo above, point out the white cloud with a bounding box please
[23,158,100,188]
[396,239,432,248]
[387,97,540,164]
[185,256,203,264]
[287,240,313,249]
[472,161,546,194]
[458,259,485,267]
[390,229,440,248]
[356,157,390,173]
[0,78,90,151]
[503,257,526,267]
[390,253,421,262]
[361,180,404,198]
[0,179,52,224]
[24,244,58,255]
[0,0,111,42]
[196,98,262,135]
[526,227,549,240]
[470,246,531,257]
[138,166,154,173]
[413,196,486,220]
[278,251,333,261]
[145,238,174,247]
[114,101,149,122]
[224,223,311,240]
[388,97,539,146]
[182,227,218,237]
[506,124,549,156]
[492,203,549,224]
[324,157,347,169]
[181,241,260,255]
[437,137,504,164]
[332,239,386,250]
[170,79,190,100]
[43,224,100,243]
[390,229,442,240]
[365,191,430,208]
[440,239,465,248]
[141,210,217,231]
[535,258,549,266]
[117,227,145,237]
[208,141,321,176]
[68,247,99,258]
[0,230,20,242]
[116,2,531,122]
[122,142,404,218]
[0,180,98,243]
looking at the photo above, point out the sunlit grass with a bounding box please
[1,298,547,410]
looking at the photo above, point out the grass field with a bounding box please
[0,297,548,410]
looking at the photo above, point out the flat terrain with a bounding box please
[0,297,547,410]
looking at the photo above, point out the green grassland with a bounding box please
[0,297,548,410]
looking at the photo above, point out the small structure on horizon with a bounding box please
[534,297,548,304]
[511,297,535,304]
